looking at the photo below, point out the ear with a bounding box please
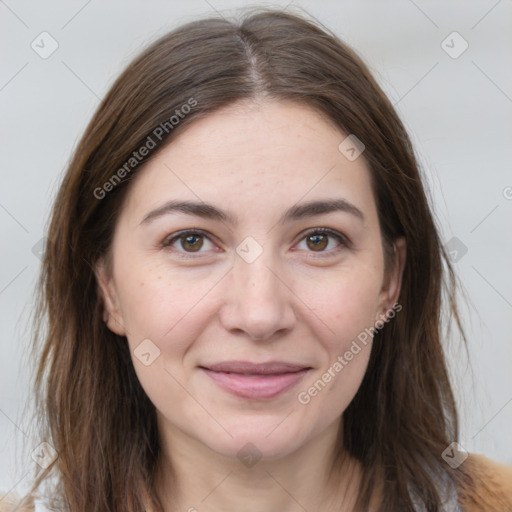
[94,257,127,336]
[375,237,406,321]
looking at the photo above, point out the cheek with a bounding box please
[114,261,220,350]
[294,262,382,414]
[299,262,384,346]
[113,265,216,417]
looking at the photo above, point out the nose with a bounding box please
[218,248,297,342]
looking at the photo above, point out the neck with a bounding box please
[153,419,365,512]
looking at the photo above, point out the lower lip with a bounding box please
[201,368,310,399]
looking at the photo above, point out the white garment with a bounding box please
[33,498,51,512]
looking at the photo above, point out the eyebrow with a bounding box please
[140,198,364,226]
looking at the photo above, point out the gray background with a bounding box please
[1,0,511,495]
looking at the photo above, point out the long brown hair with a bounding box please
[23,7,472,511]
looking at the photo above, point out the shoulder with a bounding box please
[0,493,35,512]
[458,453,512,512]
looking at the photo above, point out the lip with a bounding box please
[200,361,312,399]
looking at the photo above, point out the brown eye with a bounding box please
[306,233,329,251]
[162,230,215,256]
[180,234,204,252]
[295,228,348,255]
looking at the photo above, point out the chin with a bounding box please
[199,418,310,462]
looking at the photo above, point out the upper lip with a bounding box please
[200,361,311,375]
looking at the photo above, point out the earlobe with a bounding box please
[94,258,127,336]
[377,237,407,319]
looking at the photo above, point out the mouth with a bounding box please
[199,361,312,400]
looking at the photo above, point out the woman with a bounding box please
[2,8,511,512]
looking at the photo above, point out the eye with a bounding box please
[161,227,349,259]
[161,230,216,256]
[294,228,348,255]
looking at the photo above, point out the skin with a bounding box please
[96,99,406,512]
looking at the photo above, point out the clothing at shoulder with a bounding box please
[0,494,50,512]
[1,454,511,512]
[0,492,34,512]
[458,453,512,512]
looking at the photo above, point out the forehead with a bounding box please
[121,99,377,226]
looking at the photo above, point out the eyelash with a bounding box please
[160,228,350,259]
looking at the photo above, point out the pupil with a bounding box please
[184,235,202,251]
[308,234,327,251]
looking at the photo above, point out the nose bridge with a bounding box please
[238,251,280,297]
[235,239,285,303]
[220,238,296,339]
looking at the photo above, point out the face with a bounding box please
[96,99,405,461]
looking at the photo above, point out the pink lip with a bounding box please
[200,361,311,399]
